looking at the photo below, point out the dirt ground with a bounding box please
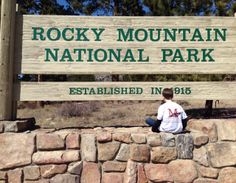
[17,100,236,129]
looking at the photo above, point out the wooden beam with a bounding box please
[0,0,16,120]
[15,82,236,101]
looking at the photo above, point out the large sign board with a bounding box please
[16,16,236,74]
[12,15,236,101]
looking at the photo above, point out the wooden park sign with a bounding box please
[0,0,236,120]
[18,16,235,74]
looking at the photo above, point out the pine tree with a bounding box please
[38,0,73,15]
[214,0,236,16]
[143,0,213,16]
[143,0,236,16]
[65,0,144,16]
[17,0,38,14]
[15,0,73,15]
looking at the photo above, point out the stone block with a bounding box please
[8,169,22,183]
[147,134,161,147]
[0,133,35,170]
[97,132,112,143]
[81,134,96,162]
[192,132,209,147]
[130,144,150,162]
[24,166,40,180]
[218,167,236,183]
[115,144,130,162]
[66,133,80,149]
[176,134,194,159]
[102,173,123,183]
[50,174,80,183]
[24,180,49,183]
[207,142,236,168]
[0,171,6,180]
[98,141,120,161]
[103,161,126,172]
[124,160,137,183]
[137,164,148,183]
[151,147,177,163]
[81,162,101,183]
[193,146,209,166]
[68,161,83,175]
[188,120,217,142]
[131,134,146,144]
[193,178,218,183]
[113,133,132,143]
[40,164,67,178]
[54,130,71,140]
[33,150,80,164]
[217,120,236,141]
[37,133,64,150]
[198,166,218,179]
[161,133,175,147]
[168,160,198,183]
[145,164,173,182]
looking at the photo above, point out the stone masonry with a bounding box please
[0,119,235,183]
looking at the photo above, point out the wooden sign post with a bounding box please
[0,0,16,120]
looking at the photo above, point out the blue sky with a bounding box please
[57,0,68,6]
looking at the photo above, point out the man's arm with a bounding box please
[157,106,163,121]
[182,117,189,130]
[181,110,188,130]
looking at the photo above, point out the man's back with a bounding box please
[157,100,187,133]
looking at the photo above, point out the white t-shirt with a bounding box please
[157,100,187,133]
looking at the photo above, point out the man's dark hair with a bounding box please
[162,88,173,99]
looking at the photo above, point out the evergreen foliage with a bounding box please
[65,0,144,15]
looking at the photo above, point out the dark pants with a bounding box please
[145,118,161,132]
[145,117,188,132]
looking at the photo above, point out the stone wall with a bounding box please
[0,119,235,183]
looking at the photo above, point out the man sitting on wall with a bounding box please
[145,88,188,133]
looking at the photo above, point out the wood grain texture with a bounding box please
[15,82,236,101]
[0,0,16,120]
[15,15,236,74]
